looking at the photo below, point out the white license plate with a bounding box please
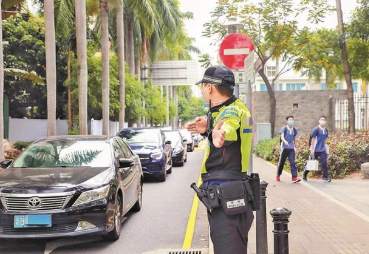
[226,199,245,209]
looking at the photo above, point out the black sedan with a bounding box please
[0,136,143,241]
[163,130,187,166]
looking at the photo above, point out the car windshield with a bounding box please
[12,140,112,168]
[164,131,182,143]
[120,129,160,143]
[179,130,192,141]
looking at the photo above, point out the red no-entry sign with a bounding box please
[219,34,254,70]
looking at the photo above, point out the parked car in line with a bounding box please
[179,129,194,152]
[163,130,187,166]
[117,128,172,182]
[193,134,199,147]
[0,136,143,241]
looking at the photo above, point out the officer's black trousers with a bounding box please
[208,206,254,254]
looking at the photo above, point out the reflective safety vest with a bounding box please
[201,96,252,182]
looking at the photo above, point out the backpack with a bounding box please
[309,127,328,147]
[279,127,297,145]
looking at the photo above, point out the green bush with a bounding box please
[13,141,32,150]
[254,132,369,179]
[254,138,279,162]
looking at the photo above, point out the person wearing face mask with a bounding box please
[185,65,254,254]
[276,116,300,183]
[303,115,331,182]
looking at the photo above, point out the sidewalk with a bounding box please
[247,155,369,254]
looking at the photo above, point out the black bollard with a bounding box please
[256,180,268,254]
[270,207,292,254]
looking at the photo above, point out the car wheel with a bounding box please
[131,181,143,212]
[184,154,187,162]
[104,194,122,241]
[167,158,172,174]
[159,168,167,182]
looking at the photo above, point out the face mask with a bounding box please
[319,120,326,126]
[288,120,294,126]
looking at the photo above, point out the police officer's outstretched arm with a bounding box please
[212,109,241,148]
[212,121,226,148]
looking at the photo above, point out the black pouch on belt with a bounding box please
[207,185,221,209]
[218,181,248,216]
[248,173,261,211]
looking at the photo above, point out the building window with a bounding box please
[266,66,276,77]
[286,83,305,91]
[279,84,283,91]
[353,82,358,93]
[260,84,267,91]
[321,84,327,90]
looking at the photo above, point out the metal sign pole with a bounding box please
[246,79,253,174]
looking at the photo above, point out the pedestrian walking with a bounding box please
[303,115,331,182]
[186,65,254,254]
[276,116,301,183]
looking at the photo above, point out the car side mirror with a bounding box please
[0,160,12,169]
[118,158,134,168]
[183,139,187,143]
[165,141,171,145]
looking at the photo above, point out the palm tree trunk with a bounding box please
[100,0,110,135]
[67,44,72,132]
[127,16,135,75]
[75,0,88,135]
[0,0,5,161]
[336,0,355,133]
[117,1,125,130]
[44,0,57,136]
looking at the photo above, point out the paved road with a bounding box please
[0,149,206,254]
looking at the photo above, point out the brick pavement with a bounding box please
[247,155,369,254]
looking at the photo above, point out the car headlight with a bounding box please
[73,185,110,207]
[150,152,163,160]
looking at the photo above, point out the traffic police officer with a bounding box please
[186,65,254,254]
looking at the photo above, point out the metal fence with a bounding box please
[335,95,369,130]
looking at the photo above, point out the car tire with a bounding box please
[159,168,167,182]
[131,181,143,212]
[167,158,172,174]
[104,194,122,241]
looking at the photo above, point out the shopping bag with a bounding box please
[306,156,319,171]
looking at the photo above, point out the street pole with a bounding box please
[222,17,243,99]
[246,79,253,174]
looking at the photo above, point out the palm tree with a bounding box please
[75,0,88,135]
[44,0,57,136]
[100,0,109,135]
[116,0,125,130]
[0,0,5,161]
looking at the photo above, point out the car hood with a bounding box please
[128,143,159,152]
[0,167,113,194]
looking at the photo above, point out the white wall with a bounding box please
[9,118,68,142]
[90,119,128,136]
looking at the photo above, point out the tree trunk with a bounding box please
[67,44,72,132]
[259,68,277,137]
[117,2,125,131]
[75,0,88,135]
[127,16,135,75]
[135,55,141,81]
[0,0,5,161]
[336,0,355,133]
[44,0,57,136]
[100,0,110,135]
